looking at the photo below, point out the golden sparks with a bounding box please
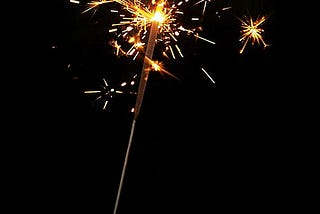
[239,15,269,54]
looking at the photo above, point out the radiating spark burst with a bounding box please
[238,15,269,54]
[82,0,216,61]
[84,76,137,110]
[146,57,179,79]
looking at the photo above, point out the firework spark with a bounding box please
[238,15,268,54]
[201,67,215,84]
[70,0,80,4]
[193,0,212,16]
[84,76,137,110]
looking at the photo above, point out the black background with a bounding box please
[4,0,303,213]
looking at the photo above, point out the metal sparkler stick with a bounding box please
[113,3,163,214]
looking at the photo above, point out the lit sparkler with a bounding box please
[113,3,166,214]
[238,15,268,54]
[73,1,221,213]
[68,1,270,214]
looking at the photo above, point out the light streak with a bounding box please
[70,0,80,4]
[193,0,212,15]
[201,67,215,84]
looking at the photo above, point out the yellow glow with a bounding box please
[152,62,161,71]
[135,42,144,48]
[152,11,166,23]
[128,37,135,43]
[145,57,178,79]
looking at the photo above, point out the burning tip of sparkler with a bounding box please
[152,10,166,23]
[152,2,166,23]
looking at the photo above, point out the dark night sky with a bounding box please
[4,0,304,213]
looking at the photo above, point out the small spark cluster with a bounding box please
[238,15,268,54]
[84,75,137,110]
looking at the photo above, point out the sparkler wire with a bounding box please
[113,119,136,214]
[113,6,161,214]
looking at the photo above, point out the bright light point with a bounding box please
[130,81,135,85]
[131,108,135,113]
[128,37,135,43]
[152,11,166,23]
[121,82,127,87]
[111,88,115,92]
[126,26,134,31]
[174,31,179,36]
[135,42,144,48]
[152,63,161,71]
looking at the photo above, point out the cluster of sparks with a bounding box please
[85,0,218,61]
[84,75,137,110]
[69,0,269,111]
[239,15,268,54]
